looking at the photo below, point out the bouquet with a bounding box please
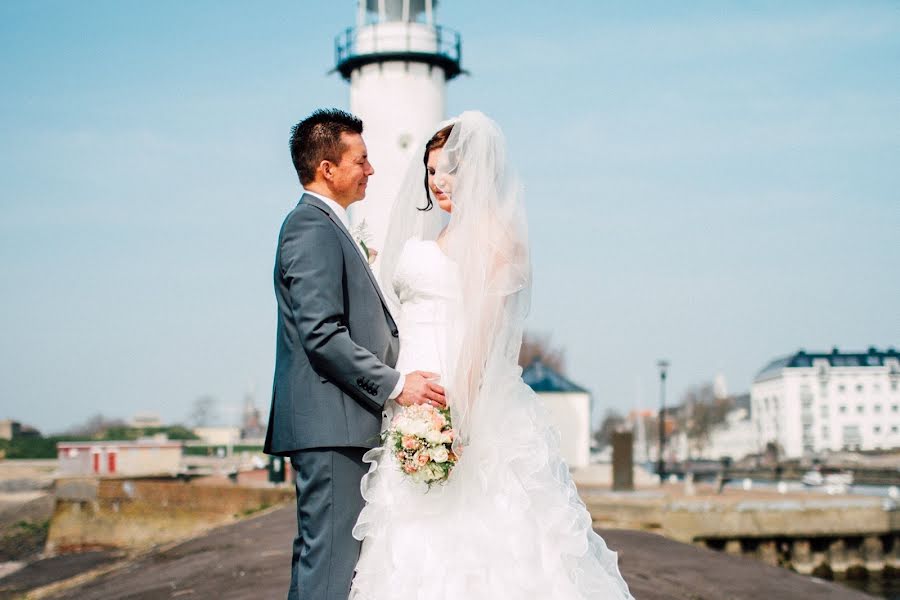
[383,403,457,486]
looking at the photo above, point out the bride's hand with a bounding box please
[396,371,446,408]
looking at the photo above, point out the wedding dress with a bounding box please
[349,238,633,600]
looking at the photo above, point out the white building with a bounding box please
[667,396,758,463]
[192,426,242,447]
[522,360,592,469]
[627,409,656,465]
[335,0,464,259]
[752,347,900,458]
[57,437,183,477]
[704,401,757,462]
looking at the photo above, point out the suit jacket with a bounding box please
[264,193,401,454]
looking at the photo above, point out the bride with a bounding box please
[350,111,633,599]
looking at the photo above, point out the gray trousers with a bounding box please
[288,447,368,600]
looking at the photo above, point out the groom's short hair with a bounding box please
[290,109,364,185]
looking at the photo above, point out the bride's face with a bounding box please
[427,148,454,213]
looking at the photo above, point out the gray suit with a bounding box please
[264,193,400,600]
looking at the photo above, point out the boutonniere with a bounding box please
[351,219,378,265]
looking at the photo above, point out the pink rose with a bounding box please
[430,411,446,429]
[416,452,431,466]
[402,435,421,451]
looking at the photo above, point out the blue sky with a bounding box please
[1,1,898,433]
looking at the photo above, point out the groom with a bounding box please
[264,108,446,600]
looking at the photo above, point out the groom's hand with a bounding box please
[395,371,446,408]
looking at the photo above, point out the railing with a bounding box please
[334,24,463,80]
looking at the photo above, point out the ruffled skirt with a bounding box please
[350,376,633,600]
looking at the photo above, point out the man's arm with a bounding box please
[281,207,400,411]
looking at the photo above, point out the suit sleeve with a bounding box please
[280,207,400,411]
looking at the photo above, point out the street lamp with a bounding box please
[657,360,670,483]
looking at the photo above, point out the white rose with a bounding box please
[411,421,429,437]
[397,417,425,437]
[394,416,410,435]
[424,429,443,444]
[429,446,449,463]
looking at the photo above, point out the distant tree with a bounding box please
[107,425,151,441]
[677,382,735,458]
[152,425,199,440]
[763,441,782,466]
[1,436,60,459]
[593,409,626,449]
[66,414,127,439]
[190,395,218,427]
[518,332,566,373]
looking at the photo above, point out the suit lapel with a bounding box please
[300,194,394,319]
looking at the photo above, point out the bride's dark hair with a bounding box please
[418,124,455,211]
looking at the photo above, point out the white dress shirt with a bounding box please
[303,191,366,260]
[303,190,405,401]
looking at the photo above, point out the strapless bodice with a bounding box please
[391,239,460,375]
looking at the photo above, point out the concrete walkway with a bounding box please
[37,505,869,600]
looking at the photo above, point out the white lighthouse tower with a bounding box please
[334,0,463,259]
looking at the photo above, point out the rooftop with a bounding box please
[522,359,589,394]
[755,347,900,381]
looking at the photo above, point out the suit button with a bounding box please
[391,329,399,337]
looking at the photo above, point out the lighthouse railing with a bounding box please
[334,24,462,68]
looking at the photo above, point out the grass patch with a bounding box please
[240,503,271,518]
[0,519,50,561]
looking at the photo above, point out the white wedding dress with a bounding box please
[350,239,633,600]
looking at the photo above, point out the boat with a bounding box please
[801,467,853,488]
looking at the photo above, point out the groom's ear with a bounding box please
[319,159,335,182]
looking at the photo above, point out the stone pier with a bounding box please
[583,483,899,578]
[19,506,871,600]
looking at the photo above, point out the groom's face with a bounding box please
[328,132,374,206]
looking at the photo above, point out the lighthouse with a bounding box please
[334,0,463,261]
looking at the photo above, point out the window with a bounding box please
[856,384,864,392]
[893,381,898,391]
[842,424,862,450]
[874,425,882,434]
[891,425,899,434]
[874,383,882,393]
[875,404,882,413]
[838,384,846,393]
[857,405,865,414]
[893,404,899,413]
[821,426,830,439]
[820,404,829,418]
[839,405,848,414]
